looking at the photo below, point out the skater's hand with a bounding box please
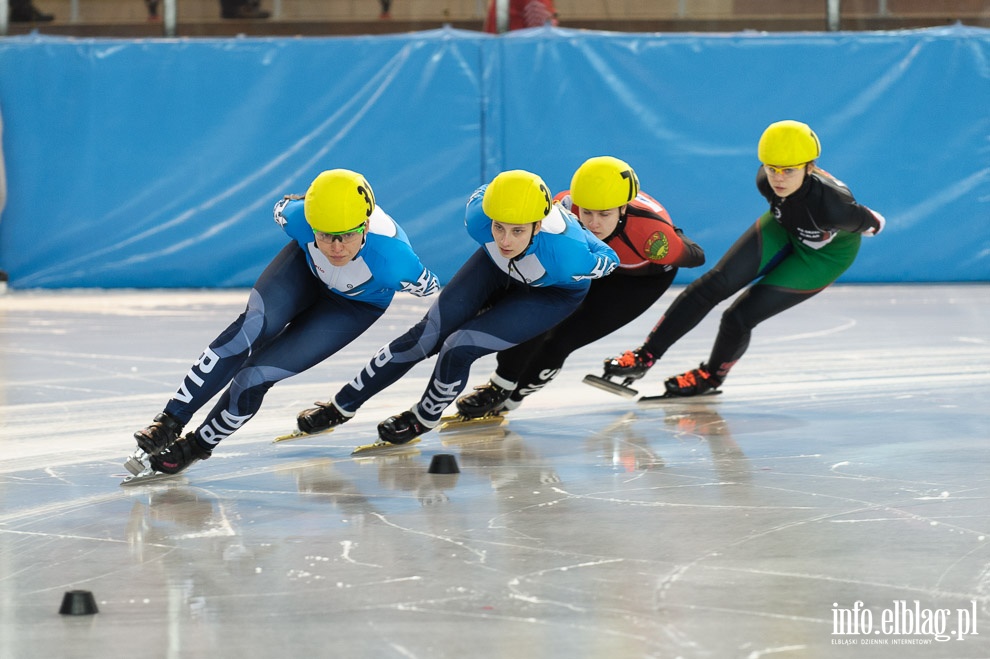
[863,209,885,236]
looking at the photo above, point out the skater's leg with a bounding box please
[488,332,547,390]
[640,216,784,360]
[411,283,587,427]
[161,243,319,425]
[705,231,862,381]
[705,285,816,381]
[457,321,553,418]
[460,272,673,416]
[380,283,587,445]
[333,249,504,413]
[135,244,317,453]
[191,295,383,449]
[510,270,675,405]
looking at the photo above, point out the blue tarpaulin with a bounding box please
[0,25,987,287]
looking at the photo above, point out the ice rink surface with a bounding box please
[1,284,988,658]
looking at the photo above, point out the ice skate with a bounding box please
[638,389,722,404]
[441,380,514,432]
[351,411,428,454]
[133,412,183,454]
[441,425,508,447]
[125,412,184,475]
[121,465,180,486]
[455,381,511,418]
[295,400,352,435]
[272,427,335,444]
[351,437,423,455]
[133,411,184,455]
[584,348,655,398]
[121,433,211,486]
[639,364,722,402]
[379,410,430,444]
[438,410,508,433]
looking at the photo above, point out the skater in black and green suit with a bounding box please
[602,119,886,397]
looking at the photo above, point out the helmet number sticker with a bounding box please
[540,183,551,217]
[357,184,375,218]
[621,169,640,201]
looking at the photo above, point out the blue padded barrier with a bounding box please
[0,25,987,287]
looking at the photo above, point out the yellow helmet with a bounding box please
[757,120,821,167]
[304,169,376,234]
[569,156,640,211]
[482,170,552,224]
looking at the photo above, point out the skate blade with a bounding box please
[583,374,638,399]
[120,468,177,487]
[638,390,723,404]
[272,427,335,444]
[437,412,507,433]
[351,437,421,456]
[441,427,508,446]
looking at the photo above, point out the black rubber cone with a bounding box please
[59,590,99,615]
[428,453,460,474]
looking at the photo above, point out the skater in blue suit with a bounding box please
[129,169,439,478]
[295,169,619,446]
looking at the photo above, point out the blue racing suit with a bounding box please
[332,184,618,427]
[163,196,438,448]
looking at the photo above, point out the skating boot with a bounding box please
[351,411,428,454]
[296,400,352,434]
[455,381,511,418]
[125,411,184,475]
[663,364,721,397]
[121,433,211,485]
[438,381,511,432]
[378,410,428,445]
[149,433,212,475]
[583,348,655,398]
[134,412,183,456]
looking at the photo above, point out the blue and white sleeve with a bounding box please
[569,232,619,282]
[273,196,314,245]
[464,185,494,247]
[389,240,440,297]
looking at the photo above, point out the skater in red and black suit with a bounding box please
[453,156,705,419]
[602,120,886,397]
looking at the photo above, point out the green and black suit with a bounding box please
[641,165,884,384]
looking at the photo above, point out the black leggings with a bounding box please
[494,269,677,400]
[334,249,588,424]
[642,215,859,380]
